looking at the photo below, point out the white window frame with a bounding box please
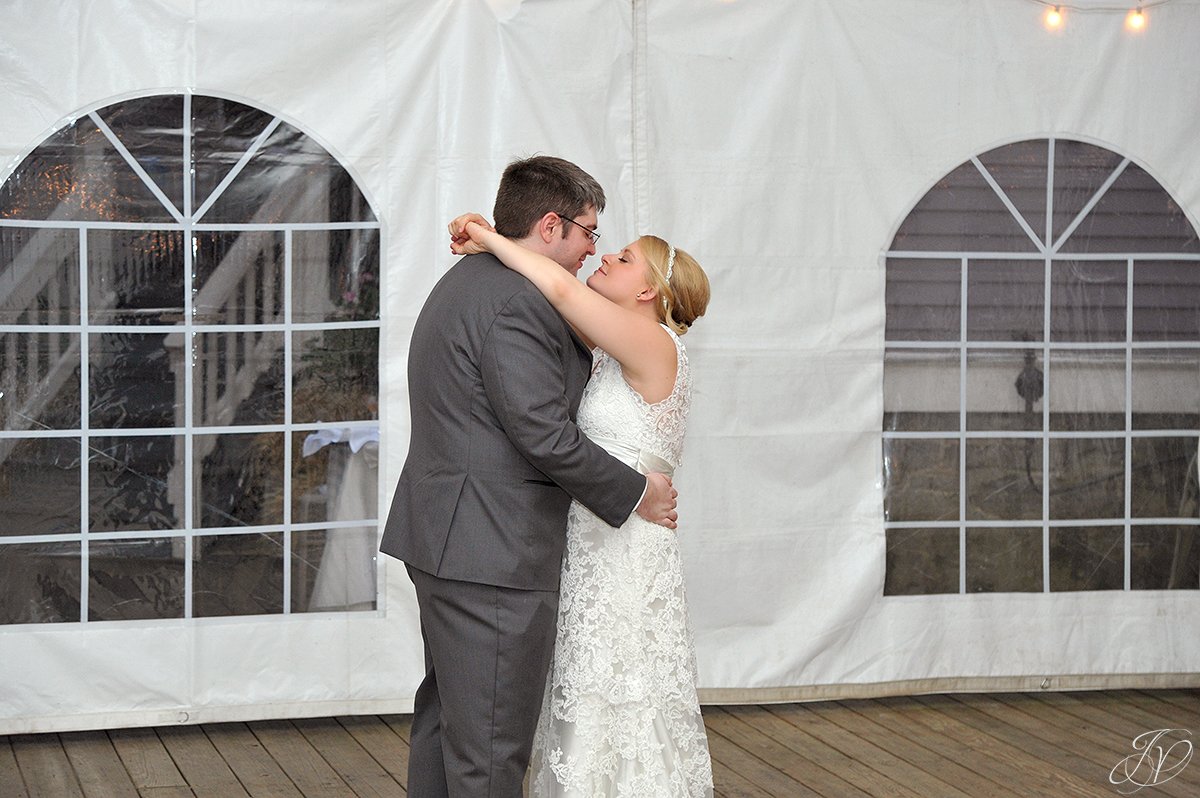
[883,137,1200,594]
[0,91,383,622]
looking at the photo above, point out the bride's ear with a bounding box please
[636,285,658,303]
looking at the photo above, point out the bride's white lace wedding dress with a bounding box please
[530,327,713,798]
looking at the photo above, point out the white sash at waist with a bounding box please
[590,435,675,478]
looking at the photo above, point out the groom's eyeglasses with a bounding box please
[556,213,600,245]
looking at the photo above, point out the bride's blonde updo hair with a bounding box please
[638,235,710,335]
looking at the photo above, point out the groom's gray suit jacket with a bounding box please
[380,252,645,590]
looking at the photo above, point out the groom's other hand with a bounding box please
[636,472,678,529]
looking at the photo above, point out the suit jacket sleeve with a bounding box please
[480,290,645,527]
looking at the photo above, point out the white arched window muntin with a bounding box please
[883,137,1200,595]
[0,92,382,623]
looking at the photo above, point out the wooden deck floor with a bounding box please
[2,690,1198,797]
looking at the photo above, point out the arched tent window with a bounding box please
[0,93,381,623]
[883,138,1200,595]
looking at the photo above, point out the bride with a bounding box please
[450,213,714,797]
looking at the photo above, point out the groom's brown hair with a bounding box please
[492,155,606,239]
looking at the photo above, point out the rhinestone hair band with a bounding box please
[661,245,676,312]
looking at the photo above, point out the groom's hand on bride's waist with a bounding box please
[635,472,678,529]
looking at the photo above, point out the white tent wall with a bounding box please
[0,0,1196,733]
[641,0,1200,700]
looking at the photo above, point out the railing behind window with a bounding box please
[0,233,91,469]
[164,169,329,531]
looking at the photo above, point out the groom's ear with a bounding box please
[535,212,559,244]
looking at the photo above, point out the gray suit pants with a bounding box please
[406,565,559,797]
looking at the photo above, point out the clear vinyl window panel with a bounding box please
[0,93,381,625]
[884,138,1200,595]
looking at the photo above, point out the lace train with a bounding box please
[529,507,712,797]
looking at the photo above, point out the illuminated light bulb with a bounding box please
[1126,6,1146,30]
[1044,5,1064,29]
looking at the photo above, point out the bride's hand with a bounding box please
[448,213,495,256]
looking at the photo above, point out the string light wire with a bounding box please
[1025,0,1186,31]
[1024,0,1173,13]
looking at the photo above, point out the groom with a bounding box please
[380,155,678,797]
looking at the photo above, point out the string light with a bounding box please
[1027,0,1169,31]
